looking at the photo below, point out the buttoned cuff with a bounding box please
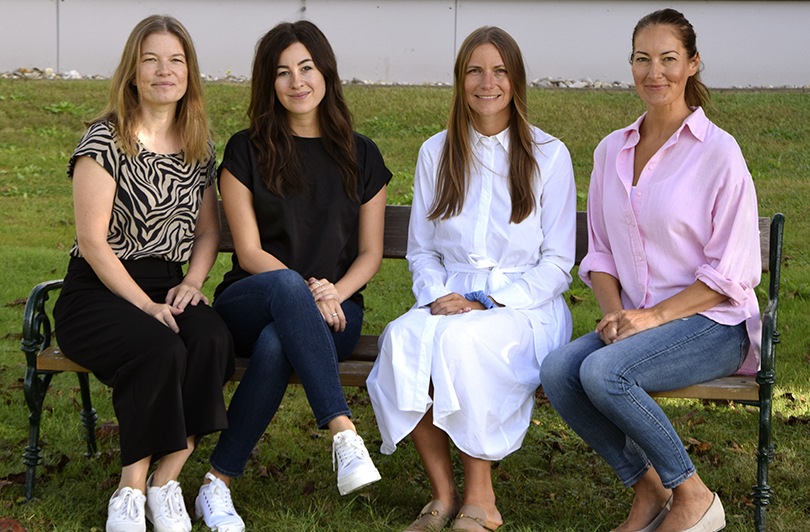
[416,285,453,307]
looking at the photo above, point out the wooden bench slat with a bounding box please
[38,344,760,402]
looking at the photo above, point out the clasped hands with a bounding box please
[309,277,346,332]
[429,292,493,316]
[596,307,665,345]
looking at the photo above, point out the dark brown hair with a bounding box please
[631,8,711,108]
[429,26,539,224]
[248,20,357,199]
[90,15,209,163]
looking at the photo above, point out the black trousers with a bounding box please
[54,257,235,466]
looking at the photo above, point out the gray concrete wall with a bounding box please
[1,0,808,87]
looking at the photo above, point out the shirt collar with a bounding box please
[471,126,510,151]
[623,106,709,146]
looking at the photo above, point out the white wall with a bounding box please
[1,0,808,87]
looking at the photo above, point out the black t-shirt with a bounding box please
[214,129,392,307]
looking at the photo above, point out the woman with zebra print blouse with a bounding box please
[53,15,234,532]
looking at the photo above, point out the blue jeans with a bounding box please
[540,315,748,489]
[209,269,362,478]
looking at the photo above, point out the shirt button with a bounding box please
[636,255,643,262]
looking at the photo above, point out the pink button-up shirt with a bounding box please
[580,107,762,375]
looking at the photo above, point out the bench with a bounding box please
[21,204,784,532]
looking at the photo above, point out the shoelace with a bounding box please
[155,481,186,520]
[205,479,237,516]
[111,489,142,521]
[332,432,369,471]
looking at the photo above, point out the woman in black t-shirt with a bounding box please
[194,21,390,531]
[53,15,234,532]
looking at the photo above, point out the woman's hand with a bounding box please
[429,293,486,315]
[308,277,342,302]
[166,280,210,311]
[596,308,665,344]
[141,301,183,333]
[316,299,346,332]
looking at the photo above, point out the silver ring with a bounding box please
[331,312,338,317]
[313,281,322,287]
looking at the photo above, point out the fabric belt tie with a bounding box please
[444,254,532,293]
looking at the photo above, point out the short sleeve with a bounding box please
[218,129,255,193]
[67,121,119,182]
[356,133,392,204]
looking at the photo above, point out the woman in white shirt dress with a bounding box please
[366,26,576,532]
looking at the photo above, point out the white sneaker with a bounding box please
[332,429,381,495]
[107,487,146,532]
[194,473,245,532]
[145,473,192,532]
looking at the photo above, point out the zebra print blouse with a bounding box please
[67,121,216,263]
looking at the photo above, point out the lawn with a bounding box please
[1,80,809,531]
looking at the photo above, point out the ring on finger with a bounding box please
[331,312,338,317]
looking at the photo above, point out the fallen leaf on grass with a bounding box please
[1,334,22,341]
[0,474,24,486]
[43,453,69,475]
[0,517,28,532]
[3,299,26,308]
[684,437,713,455]
[785,415,810,425]
[0,481,12,493]
[726,441,750,454]
[781,392,796,402]
[100,476,119,491]
[95,420,119,441]
[568,294,587,304]
[259,463,284,481]
[672,409,698,425]
[301,481,315,496]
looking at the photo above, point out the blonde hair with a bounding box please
[89,15,209,162]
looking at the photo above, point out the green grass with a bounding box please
[1,80,809,531]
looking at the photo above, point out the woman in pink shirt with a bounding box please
[541,9,760,532]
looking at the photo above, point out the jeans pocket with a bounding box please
[738,334,751,371]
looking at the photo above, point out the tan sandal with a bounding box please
[450,505,499,532]
[402,500,453,532]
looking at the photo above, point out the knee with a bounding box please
[579,352,622,401]
[133,332,187,375]
[540,345,581,396]
[267,269,309,295]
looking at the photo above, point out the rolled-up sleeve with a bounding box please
[579,139,619,286]
[695,146,760,311]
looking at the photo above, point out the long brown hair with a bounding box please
[89,15,209,163]
[631,8,711,109]
[429,27,538,224]
[248,21,358,199]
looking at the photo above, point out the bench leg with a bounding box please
[753,384,775,532]
[77,373,98,457]
[22,366,53,501]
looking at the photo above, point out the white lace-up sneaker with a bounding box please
[332,429,381,495]
[145,473,192,532]
[106,487,146,532]
[194,473,245,532]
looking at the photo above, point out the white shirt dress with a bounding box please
[366,126,576,461]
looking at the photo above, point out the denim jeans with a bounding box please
[209,269,362,478]
[540,314,748,489]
